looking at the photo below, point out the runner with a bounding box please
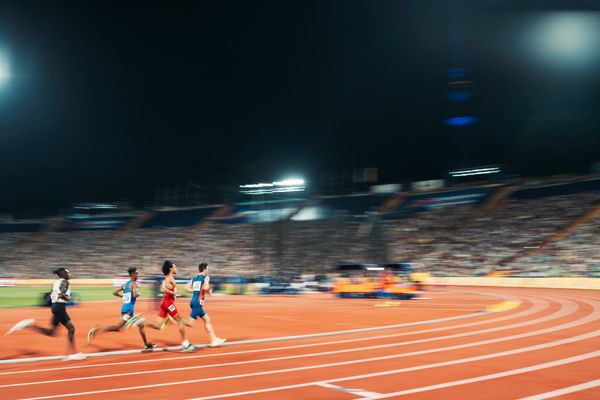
[87,267,156,349]
[186,262,226,347]
[138,260,195,352]
[5,267,86,361]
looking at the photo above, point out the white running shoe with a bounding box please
[124,314,141,329]
[209,338,226,347]
[63,353,87,361]
[5,319,35,336]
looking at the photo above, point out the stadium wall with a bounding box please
[429,276,600,290]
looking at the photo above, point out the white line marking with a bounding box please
[0,297,555,387]
[0,296,545,376]
[0,289,513,365]
[317,382,382,398]
[366,352,600,398]
[184,331,600,400]
[15,297,599,399]
[518,378,600,400]
[0,307,495,366]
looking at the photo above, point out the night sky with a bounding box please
[1,1,599,213]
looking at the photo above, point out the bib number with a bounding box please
[199,299,205,306]
[168,304,176,312]
[122,292,132,304]
[192,281,202,292]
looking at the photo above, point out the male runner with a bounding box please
[138,260,195,351]
[5,267,86,361]
[186,262,226,347]
[87,267,156,349]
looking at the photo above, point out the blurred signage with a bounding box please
[411,179,445,192]
[407,192,486,210]
[370,184,402,194]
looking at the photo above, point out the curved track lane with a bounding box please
[1,288,598,400]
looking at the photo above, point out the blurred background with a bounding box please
[0,0,599,303]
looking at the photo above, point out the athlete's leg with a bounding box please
[62,320,77,354]
[201,313,219,343]
[102,319,127,333]
[144,316,165,330]
[30,312,61,336]
[30,321,59,336]
[174,315,188,342]
[136,323,155,348]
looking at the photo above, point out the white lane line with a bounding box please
[1,290,513,365]
[362,352,600,398]
[517,378,600,400]
[317,382,382,398]
[14,297,598,399]
[185,331,600,400]
[0,296,546,376]
[0,308,491,365]
[0,297,558,387]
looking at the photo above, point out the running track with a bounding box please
[0,287,599,399]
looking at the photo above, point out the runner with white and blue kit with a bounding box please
[186,262,226,347]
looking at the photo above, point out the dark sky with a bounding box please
[1,1,599,212]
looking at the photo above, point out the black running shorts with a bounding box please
[51,302,71,326]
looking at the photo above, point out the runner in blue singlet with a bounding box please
[186,262,226,347]
[87,267,155,349]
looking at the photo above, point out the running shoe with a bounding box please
[209,338,227,348]
[145,343,156,349]
[159,316,173,331]
[181,344,197,353]
[5,319,35,336]
[124,314,141,329]
[63,353,87,361]
[87,325,98,342]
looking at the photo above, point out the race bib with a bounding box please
[50,292,58,303]
[123,292,132,304]
[199,299,205,306]
[192,281,202,291]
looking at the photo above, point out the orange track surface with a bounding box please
[1,287,599,400]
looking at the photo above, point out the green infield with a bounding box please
[0,286,121,308]
[0,285,188,308]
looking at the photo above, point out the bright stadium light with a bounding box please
[240,178,306,194]
[525,12,600,70]
[273,178,305,187]
[0,52,10,87]
[449,167,500,177]
[239,183,273,189]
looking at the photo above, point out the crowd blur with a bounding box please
[0,178,598,279]
[383,192,599,277]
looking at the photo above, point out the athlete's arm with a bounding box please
[205,276,213,295]
[59,280,71,301]
[112,284,124,297]
[163,278,177,296]
[131,282,140,298]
